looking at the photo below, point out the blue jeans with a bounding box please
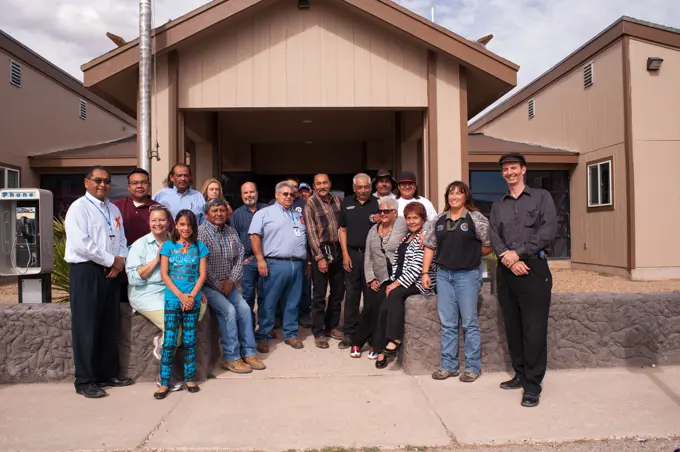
[241,258,262,325]
[256,259,303,342]
[437,267,482,373]
[203,286,257,363]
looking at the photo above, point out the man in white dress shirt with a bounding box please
[64,166,133,398]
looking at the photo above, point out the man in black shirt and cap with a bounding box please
[489,153,557,408]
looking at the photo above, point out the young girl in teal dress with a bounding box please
[155,209,209,399]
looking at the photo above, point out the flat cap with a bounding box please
[498,152,527,166]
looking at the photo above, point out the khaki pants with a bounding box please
[138,302,207,345]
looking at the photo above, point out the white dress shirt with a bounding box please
[397,196,438,221]
[64,192,128,267]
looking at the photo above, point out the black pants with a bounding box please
[69,262,121,389]
[351,282,387,348]
[373,284,420,353]
[342,247,367,338]
[497,258,552,394]
[311,243,345,338]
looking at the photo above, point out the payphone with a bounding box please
[0,188,54,303]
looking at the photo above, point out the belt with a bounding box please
[348,246,365,253]
[266,256,305,262]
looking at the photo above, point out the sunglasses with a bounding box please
[377,209,396,214]
[87,178,111,185]
[280,192,295,198]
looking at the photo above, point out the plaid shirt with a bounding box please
[197,221,244,290]
[304,192,342,261]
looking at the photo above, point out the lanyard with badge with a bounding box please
[87,198,116,243]
[288,209,302,237]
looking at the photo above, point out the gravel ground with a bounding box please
[1,268,679,305]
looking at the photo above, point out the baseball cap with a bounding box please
[398,171,417,184]
[298,182,311,192]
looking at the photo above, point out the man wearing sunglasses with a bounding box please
[64,165,133,398]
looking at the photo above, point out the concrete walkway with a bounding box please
[1,333,679,452]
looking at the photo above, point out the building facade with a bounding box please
[470,17,680,280]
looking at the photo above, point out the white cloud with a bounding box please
[1,0,679,117]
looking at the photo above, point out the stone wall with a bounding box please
[0,303,222,384]
[402,292,680,375]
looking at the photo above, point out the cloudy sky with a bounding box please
[1,0,679,117]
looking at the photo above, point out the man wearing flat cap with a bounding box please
[489,152,557,408]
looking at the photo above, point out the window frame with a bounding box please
[586,156,613,211]
[0,162,21,189]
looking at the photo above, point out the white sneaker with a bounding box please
[367,348,379,360]
[152,334,162,360]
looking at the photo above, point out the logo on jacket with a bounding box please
[460,222,469,232]
[436,225,444,231]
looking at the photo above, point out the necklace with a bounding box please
[379,222,394,245]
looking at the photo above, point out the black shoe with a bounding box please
[499,376,523,390]
[185,383,200,394]
[382,340,401,357]
[99,377,134,388]
[76,383,107,399]
[521,392,540,407]
[154,388,170,400]
[375,356,388,369]
[338,336,352,350]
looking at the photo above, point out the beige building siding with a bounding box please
[628,39,680,277]
[176,1,428,109]
[0,50,134,188]
[476,40,625,153]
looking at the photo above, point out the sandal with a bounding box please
[375,355,388,369]
[185,382,200,394]
[154,387,170,400]
[382,340,402,356]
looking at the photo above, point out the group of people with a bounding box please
[64,152,556,407]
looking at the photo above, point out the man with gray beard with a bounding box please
[231,182,268,324]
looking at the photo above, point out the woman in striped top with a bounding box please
[373,201,436,369]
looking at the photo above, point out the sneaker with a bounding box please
[459,370,481,383]
[169,382,185,392]
[367,348,379,360]
[350,346,361,358]
[432,369,460,380]
[152,334,162,360]
[223,359,253,374]
[243,356,266,370]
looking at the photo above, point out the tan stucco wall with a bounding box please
[629,39,680,276]
[176,1,428,109]
[477,40,630,269]
[0,50,134,189]
[150,54,174,192]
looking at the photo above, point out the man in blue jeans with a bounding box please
[248,181,308,353]
[231,182,267,328]
[198,198,266,374]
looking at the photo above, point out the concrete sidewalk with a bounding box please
[1,334,679,452]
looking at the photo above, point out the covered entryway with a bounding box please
[81,0,518,209]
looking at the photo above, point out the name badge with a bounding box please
[294,227,302,237]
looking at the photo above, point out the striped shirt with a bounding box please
[304,192,342,261]
[197,221,244,290]
[390,231,436,295]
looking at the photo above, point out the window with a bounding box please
[79,99,87,120]
[583,62,594,88]
[528,98,535,119]
[587,158,612,208]
[1,166,20,188]
[9,60,21,87]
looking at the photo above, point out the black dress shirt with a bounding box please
[489,187,557,259]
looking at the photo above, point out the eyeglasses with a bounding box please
[87,178,111,185]
[280,192,295,198]
[377,209,396,214]
[129,181,149,187]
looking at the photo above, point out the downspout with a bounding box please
[138,0,152,173]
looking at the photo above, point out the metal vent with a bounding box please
[9,60,21,87]
[528,98,535,119]
[584,62,594,88]
[79,99,87,120]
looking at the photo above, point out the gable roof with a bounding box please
[470,16,680,131]
[80,0,518,117]
[0,29,136,127]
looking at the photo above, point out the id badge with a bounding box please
[294,227,302,237]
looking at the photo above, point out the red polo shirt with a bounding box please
[112,196,174,246]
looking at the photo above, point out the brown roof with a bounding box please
[80,0,519,118]
[29,135,137,168]
[468,133,579,164]
[470,16,680,132]
[0,30,136,127]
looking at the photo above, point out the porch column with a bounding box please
[149,51,179,193]
[426,51,463,211]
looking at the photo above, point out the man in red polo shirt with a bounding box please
[113,168,173,303]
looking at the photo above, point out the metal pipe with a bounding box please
[138,0,152,173]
